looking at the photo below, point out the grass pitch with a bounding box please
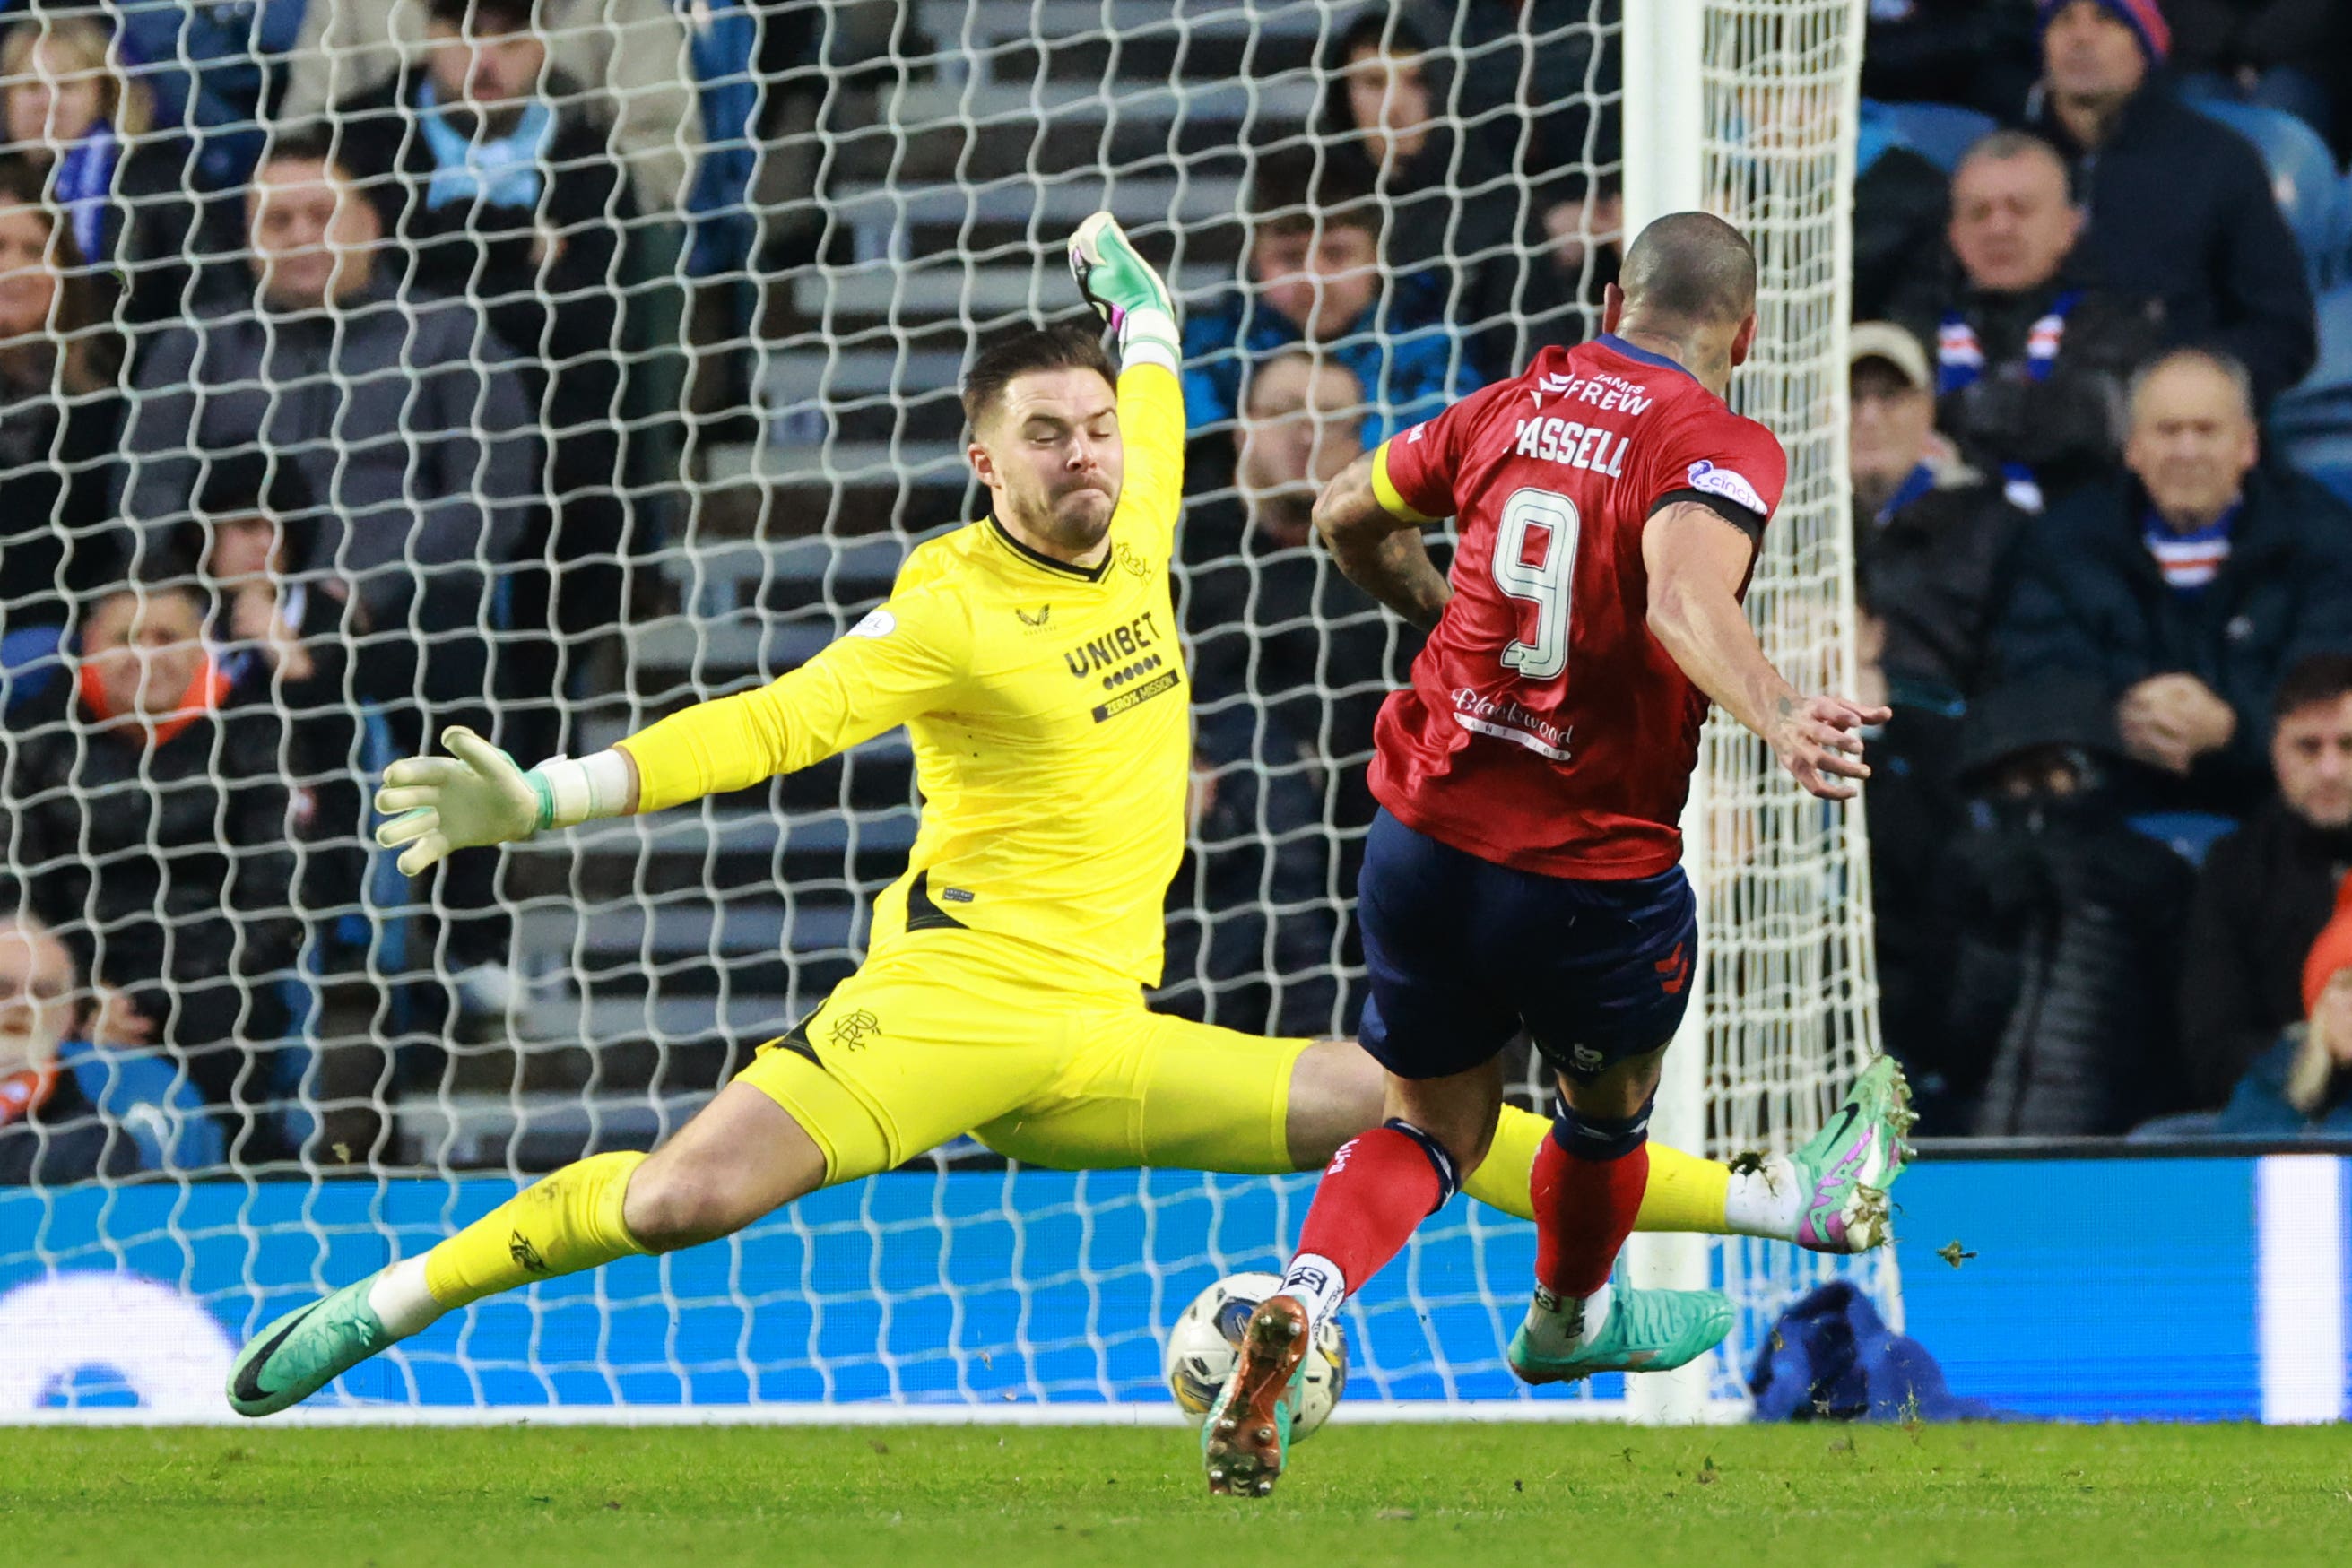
[12,1422,2347,1567]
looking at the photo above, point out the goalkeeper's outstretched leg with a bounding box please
[226,1082,824,1417]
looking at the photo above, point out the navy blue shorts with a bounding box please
[1356,809,1697,1083]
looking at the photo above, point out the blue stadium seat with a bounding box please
[2125,810,2238,868]
[0,621,65,717]
[2187,99,2342,290]
[1862,99,1998,173]
[2270,282,2352,497]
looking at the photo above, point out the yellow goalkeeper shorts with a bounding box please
[734,927,1312,1186]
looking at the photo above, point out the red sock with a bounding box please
[1531,1130,1650,1300]
[1289,1125,1452,1298]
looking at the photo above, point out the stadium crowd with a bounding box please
[8,0,2352,1182]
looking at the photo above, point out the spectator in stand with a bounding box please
[2214,882,2352,1136]
[2178,654,2352,1108]
[1852,114,1948,324]
[1183,152,1479,446]
[1888,131,2162,514]
[1175,350,1406,1035]
[165,455,370,951]
[1998,348,2352,819]
[1163,699,1344,1041]
[1850,322,2030,707]
[1862,0,2042,122]
[117,125,538,719]
[2166,0,2345,144]
[0,897,222,1183]
[1316,11,1515,276]
[1184,351,1398,782]
[1453,175,1624,378]
[6,576,302,1153]
[117,126,536,1018]
[1315,10,1561,382]
[1451,0,1618,212]
[334,0,638,754]
[108,1,313,190]
[0,154,121,631]
[1848,323,2031,1086]
[0,12,232,325]
[282,0,701,215]
[2027,0,2315,406]
[1912,676,2194,1136]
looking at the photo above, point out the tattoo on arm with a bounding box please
[1337,525,1451,631]
[1314,453,1454,630]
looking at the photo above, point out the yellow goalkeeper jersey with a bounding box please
[616,365,1191,985]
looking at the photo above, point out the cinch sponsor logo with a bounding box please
[1063,610,1165,678]
[1513,415,1630,477]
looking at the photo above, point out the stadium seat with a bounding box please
[2125,810,2238,869]
[2125,1111,2226,1141]
[2186,99,2342,290]
[2270,282,2352,498]
[1862,99,1997,173]
[0,621,66,717]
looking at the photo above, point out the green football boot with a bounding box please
[226,1271,395,1417]
[1507,1285,1736,1384]
[1202,1294,1310,1497]
[1792,1055,1916,1253]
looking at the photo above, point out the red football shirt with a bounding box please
[1367,335,1788,879]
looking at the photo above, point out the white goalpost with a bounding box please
[0,0,1883,1425]
[1626,0,1893,1425]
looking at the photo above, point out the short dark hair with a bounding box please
[424,0,538,32]
[169,453,323,573]
[1618,211,1757,328]
[256,120,360,184]
[2273,652,2352,720]
[1246,146,1381,244]
[959,320,1117,431]
[84,567,205,621]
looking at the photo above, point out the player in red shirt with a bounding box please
[1202,213,1898,1495]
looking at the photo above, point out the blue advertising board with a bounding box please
[2,1157,2344,1422]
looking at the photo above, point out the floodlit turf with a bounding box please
[11,1422,2348,1567]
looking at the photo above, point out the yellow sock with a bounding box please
[1462,1104,1731,1234]
[423,1149,650,1311]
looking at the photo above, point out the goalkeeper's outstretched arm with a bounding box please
[376,585,971,875]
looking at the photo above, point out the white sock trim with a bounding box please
[367,1254,446,1339]
[1280,1252,1348,1340]
[531,749,635,828]
[1522,1280,1610,1356]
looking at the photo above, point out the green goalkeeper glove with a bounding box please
[1070,212,1179,373]
[374,724,549,876]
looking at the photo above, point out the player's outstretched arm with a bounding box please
[1313,451,1453,631]
[1069,212,1179,374]
[375,729,639,876]
[1644,501,1889,801]
[378,587,966,875]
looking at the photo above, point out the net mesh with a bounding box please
[0,0,1879,1416]
[1691,0,1896,1390]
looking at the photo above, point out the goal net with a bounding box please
[0,0,1880,1420]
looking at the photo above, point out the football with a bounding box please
[1163,1271,1349,1440]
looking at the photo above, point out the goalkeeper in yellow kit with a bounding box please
[227,216,1910,1416]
